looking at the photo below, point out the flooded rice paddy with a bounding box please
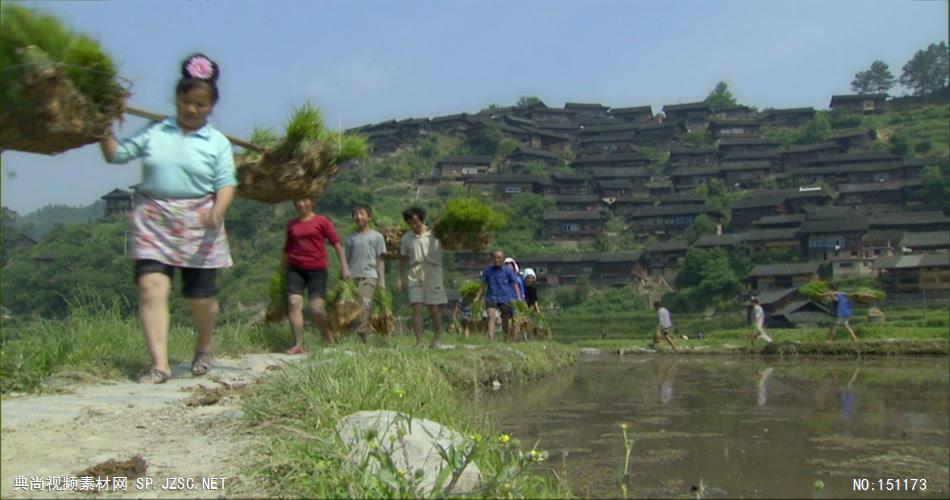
[484,354,949,498]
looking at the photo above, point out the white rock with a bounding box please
[337,410,481,495]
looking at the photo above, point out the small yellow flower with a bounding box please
[470,433,482,443]
[397,468,408,478]
[620,423,629,431]
[393,388,405,398]
[498,433,511,445]
[529,449,546,462]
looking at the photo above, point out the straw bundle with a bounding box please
[236,104,368,204]
[432,198,505,252]
[1,5,125,155]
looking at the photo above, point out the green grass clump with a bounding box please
[240,344,575,498]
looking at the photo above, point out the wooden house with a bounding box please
[716,104,755,120]
[645,177,674,196]
[662,102,712,129]
[595,252,647,286]
[584,167,653,190]
[707,118,760,139]
[721,150,780,166]
[555,194,603,212]
[625,205,716,236]
[669,166,723,191]
[829,93,887,113]
[719,138,780,155]
[447,251,492,279]
[658,192,705,206]
[519,253,596,286]
[800,216,870,261]
[436,155,492,181]
[634,121,688,146]
[825,128,876,151]
[542,211,608,242]
[595,179,635,198]
[517,102,575,124]
[608,195,658,218]
[429,113,480,135]
[505,147,562,168]
[576,132,639,154]
[695,233,745,250]
[752,213,805,229]
[721,161,776,189]
[564,102,610,121]
[860,229,902,260]
[608,105,653,124]
[779,142,842,167]
[869,211,950,233]
[101,188,133,218]
[730,193,789,230]
[571,151,650,170]
[741,227,802,253]
[873,252,950,295]
[747,261,822,291]
[900,231,950,253]
[768,300,832,328]
[804,151,902,168]
[551,172,591,195]
[669,147,718,167]
[641,239,689,281]
[465,175,554,199]
[759,107,815,127]
[836,179,919,208]
[521,126,573,153]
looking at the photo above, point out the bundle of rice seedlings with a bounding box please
[235,103,369,204]
[369,286,395,336]
[264,266,287,323]
[432,198,505,251]
[459,281,481,300]
[0,5,125,155]
[798,281,831,303]
[325,278,363,334]
[850,287,886,304]
[377,223,407,260]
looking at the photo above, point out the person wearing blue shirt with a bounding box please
[821,285,859,342]
[100,53,237,384]
[474,250,522,342]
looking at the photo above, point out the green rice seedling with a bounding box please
[433,198,506,251]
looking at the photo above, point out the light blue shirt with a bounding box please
[109,118,237,197]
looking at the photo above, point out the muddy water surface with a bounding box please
[483,355,949,498]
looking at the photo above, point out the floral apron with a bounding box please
[130,192,232,268]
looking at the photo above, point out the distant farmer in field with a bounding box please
[821,286,859,342]
[523,268,540,313]
[749,297,773,345]
[100,53,235,383]
[475,250,522,342]
[345,203,386,342]
[282,198,350,353]
[397,206,447,348]
[503,257,526,301]
[651,301,678,351]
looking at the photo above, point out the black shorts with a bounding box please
[286,266,328,298]
[134,260,217,299]
[487,302,514,318]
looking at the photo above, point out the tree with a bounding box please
[851,60,896,94]
[466,122,503,156]
[516,96,543,108]
[796,112,831,145]
[683,213,714,243]
[899,42,949,96]
[705,81,737,112]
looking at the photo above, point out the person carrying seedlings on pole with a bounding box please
[100,53,236,384]
[474,250,522,342]
[651,301,678,352]
[282,198,350,353]
[820,285,859,342]
[749,297,773,345]
[344,203,386,342]
[397,207,447,348]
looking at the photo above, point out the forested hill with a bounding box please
[1,94,948,319]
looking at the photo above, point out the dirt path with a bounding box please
[1,353,303,498]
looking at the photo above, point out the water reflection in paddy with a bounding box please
[482,354,949,498]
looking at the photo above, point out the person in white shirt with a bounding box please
[651,301,678,352]
[749,297,773,345]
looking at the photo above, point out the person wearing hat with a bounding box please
[503,257,526,301]
[523,268,540,313]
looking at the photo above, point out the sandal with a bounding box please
[138,368,171,384]
[284,345,304,355]
[191,351,214,377]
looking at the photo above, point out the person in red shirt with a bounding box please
[282,198,350,353]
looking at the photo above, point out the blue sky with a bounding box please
[2,0,947,213]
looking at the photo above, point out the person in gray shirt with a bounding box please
[345,204,387,341]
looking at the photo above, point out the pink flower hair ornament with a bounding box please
[185,56,214,80]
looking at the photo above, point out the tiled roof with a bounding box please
[749,261,822,277]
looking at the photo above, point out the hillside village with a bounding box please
[333,93,949,326]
